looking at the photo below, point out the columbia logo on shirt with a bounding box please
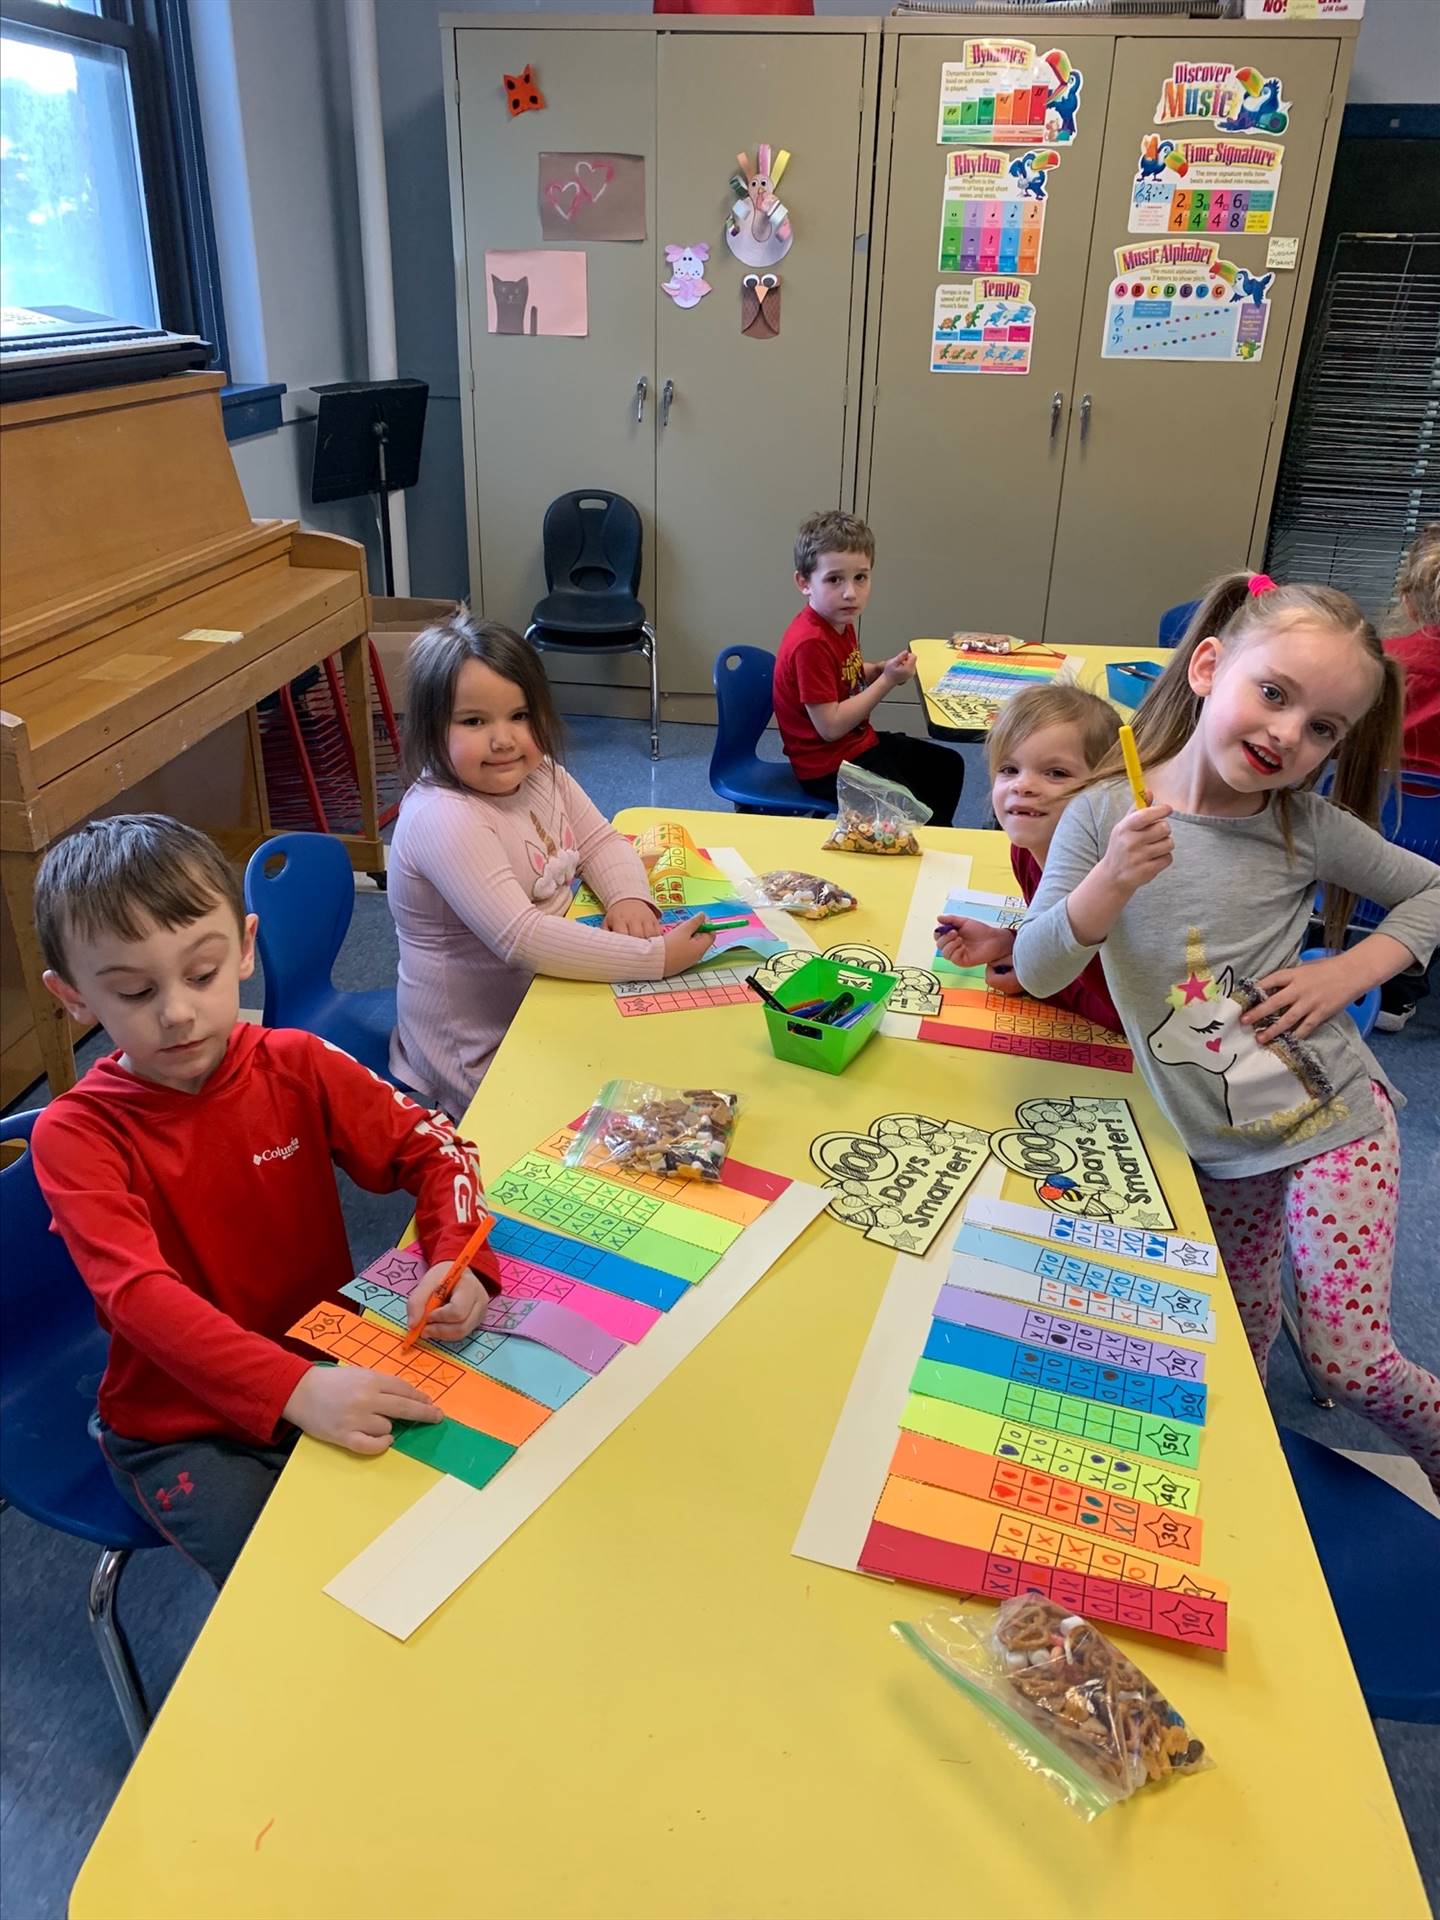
[253,1137,300,1167]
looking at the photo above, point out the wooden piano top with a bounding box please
[0,373,369,852]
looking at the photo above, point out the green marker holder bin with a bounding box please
[762,956,896,1075]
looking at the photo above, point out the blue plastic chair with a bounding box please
[1278,1427,1440,1722]
[1158,598,1200,647]
[709,647,833,818]
[244,833,411,1088]
[0,1111,164,1752]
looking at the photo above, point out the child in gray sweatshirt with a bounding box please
[1009,572,1440,1493]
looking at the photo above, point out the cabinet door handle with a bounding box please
[660,378,675,429]
[634,376,648,424]
[1079,392,1092,444]
[1050,390,1063,440]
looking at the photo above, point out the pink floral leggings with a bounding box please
[1195,1086,1440,1493]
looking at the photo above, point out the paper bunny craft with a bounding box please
[661,242,712,309]
[726,145,793,269]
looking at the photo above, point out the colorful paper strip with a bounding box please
[344,1287,591,1413]
[392,1418,516,1491]
[489,1214,688,1312]
[901,1391,1201,1512]
[535,1128,780,1226]
[934,1283,1207,1379]
[912,1355,1203,1466]
[288,1307,549,1445]
[965,1196,1218,1276]
[872,1476,1226,1602]
[951,1222,1217,1340]
[921,1317,1208,1424]
[889,1430,1205,1563]
[489,1153,739,1282]
[859,1520,1227,1649]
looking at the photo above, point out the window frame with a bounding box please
[1,0,283,436]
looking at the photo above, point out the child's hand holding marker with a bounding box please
[406,1258,489,1341]
[1103,724,1174,894]
[934,914,1015,969]
[661,912,716,975]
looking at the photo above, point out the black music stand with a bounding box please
[310,378,428,596]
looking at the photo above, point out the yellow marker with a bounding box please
[1118,723,1148,810]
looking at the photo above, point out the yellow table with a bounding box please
[913,637,1173,742]
[72,812,1425,1920]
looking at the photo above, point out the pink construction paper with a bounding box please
[482,1296,624,1373]
[496,1257,660,1344]
[357,1245,427,1296]
[485,249,587,337]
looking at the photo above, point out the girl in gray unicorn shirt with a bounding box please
[948,572,1440,1493]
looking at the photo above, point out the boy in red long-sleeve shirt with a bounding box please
[31,814,501,1583]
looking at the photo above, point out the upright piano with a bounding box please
[0,371,383,1100]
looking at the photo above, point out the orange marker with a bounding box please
[402,1210,496,1349]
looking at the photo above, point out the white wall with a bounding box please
[1350,0,1440,103]
[189,0,376,558]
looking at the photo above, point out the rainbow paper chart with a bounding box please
[795,1228,1224,1649]
[290,1136,794,1493]
[866,1277,1221,1647]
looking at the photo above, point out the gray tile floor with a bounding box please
[3,717,1437,1917]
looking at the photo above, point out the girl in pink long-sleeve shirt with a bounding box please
[389,616,714,1115]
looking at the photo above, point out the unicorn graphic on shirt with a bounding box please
[525,811,578,901]
[1146,928,1339,1136]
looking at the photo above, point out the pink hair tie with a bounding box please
[1248,572,1277,596]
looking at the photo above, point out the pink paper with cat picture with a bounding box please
[485,249,588,337]
[538,153,645,242]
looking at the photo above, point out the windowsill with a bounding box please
[221,381,287,441]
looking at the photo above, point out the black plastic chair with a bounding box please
[525,491,659,761]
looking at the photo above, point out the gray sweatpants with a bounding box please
[97,1420,300,1586]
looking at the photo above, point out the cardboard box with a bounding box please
[369,596,461,710]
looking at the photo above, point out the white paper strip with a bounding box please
[791,1160,1004,1575]
[964,1195,1219,1276]
[327,1177,832,1638]
[879,848,973,1038]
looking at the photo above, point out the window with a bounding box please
[1,0,230,370]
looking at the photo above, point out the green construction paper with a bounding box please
[392,1417,516,1490]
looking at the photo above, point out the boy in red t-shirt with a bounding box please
[31,814,501,1583]
[771,510,965,825]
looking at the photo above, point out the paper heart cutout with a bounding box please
[546,179,583,220]
[574,159,612,200]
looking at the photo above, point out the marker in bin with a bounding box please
[745,979,861,1026]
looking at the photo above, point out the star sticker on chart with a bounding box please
[1148,1475,1192,1508]
[300,1310,345,1339]
[1173,1242,1214,1270]
[1135,1210,1170,1229]
[1159,1597,1222,1640]
[1170,1574,1217,1596]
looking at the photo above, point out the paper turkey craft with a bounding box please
[726,145,793,269]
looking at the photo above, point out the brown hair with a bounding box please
[35,814,245,981]
[1395,522,1440,634]
[1091,570,1401,952]
[987,683,1121,778]
[402,611,563,790]
[794,510,875,579]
